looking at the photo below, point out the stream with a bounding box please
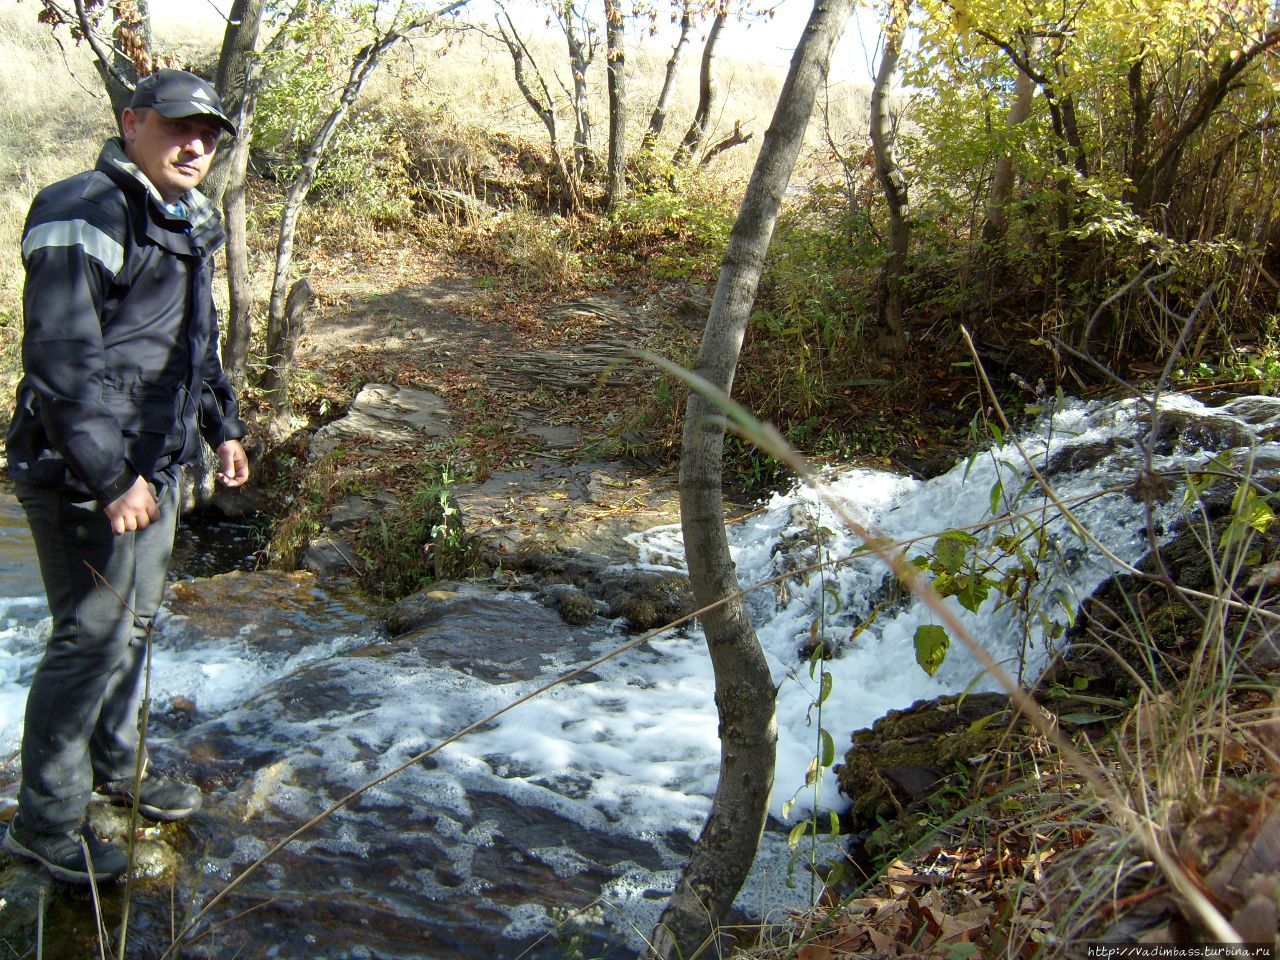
[0,392,1277,958]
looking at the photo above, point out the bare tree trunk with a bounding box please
[259,29,406,416]
[1136,27,1280,211]
[644,2,853,958]
[555,3,596,178]
[204,0,267,207]
[262,279,313,416]
[642,0,693,152]
[673,9,726,168]
[258,0,470,414]
[221,63,262,391]
[494,7,581,209]
[869,0,909,354]
[982,44,1034,243]
[65,0,148,118]
[605,0,628,209]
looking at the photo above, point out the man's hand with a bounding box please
[216,439,250,488]
[104,476,160,535]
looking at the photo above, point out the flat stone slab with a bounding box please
[310,383,451,458]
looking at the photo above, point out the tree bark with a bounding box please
[221,62,263,391]
[673,8,727,168]
[494,7,581,209]
[982,43,1035,243]
[557,3,596,178]
[260,33,395,412]
[1135,27,1280,211]
[605,0,628,209]
[262,278,313,417]
[642,0,693,152]
[63,0,146,118]
[258,1,470,414]
[644,2,853,958]
[869,0,909,354]
[203,0,268,207]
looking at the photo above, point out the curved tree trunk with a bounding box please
[559,5,595,178]
[260,32,402,417]
[642,0,693,152]
[983,42,1035,243]
[221,62,263,391]
[644,2,854,958]
[605,0,628,209]
[203,0,268,207]
[1136,27,1280,211]
[869,0,909,354]
[495,8,581,210]
[66,0,148,119]
[673,9,727,168]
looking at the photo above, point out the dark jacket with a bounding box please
[6,139,247,504]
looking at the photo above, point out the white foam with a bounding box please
[2,393,1276,943]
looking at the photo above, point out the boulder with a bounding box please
[309,383,451,459]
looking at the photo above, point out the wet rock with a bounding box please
[506,553,692,631]
[835,692,1014,827]
[0,865,58,950]
[326,491,399,531]
[310,383,452,459]
[386,583,470,636]
[395,594,598,682]
[162,570,379,663]
[537,583,603,625]
[302,535,360,578]
[599,569,693,632]
[1066,491,1280,697]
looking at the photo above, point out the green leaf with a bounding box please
[818,671,834,706]
[989,477,1004,516]
[955,575,992,614]
[1180,472,1210,513]
[914,624,950,677]
[819,728,836,768]
[1057,711,1110,725]
[787,819,809,850]
[934,531,978,573]
[932,571,959,598]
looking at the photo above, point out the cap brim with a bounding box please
[151,101,237,138]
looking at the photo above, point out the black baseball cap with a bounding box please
[128,69,237,137]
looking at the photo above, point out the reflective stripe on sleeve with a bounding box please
[21,219,124,275]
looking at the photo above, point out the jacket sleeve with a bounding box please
[20,196,136,503]
[197,293,248,449]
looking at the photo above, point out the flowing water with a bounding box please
[0,393,1277,958]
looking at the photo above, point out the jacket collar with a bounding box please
[97,138,225,254]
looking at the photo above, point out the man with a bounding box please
[3,69,250,884]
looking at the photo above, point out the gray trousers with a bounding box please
[14,480,179,834]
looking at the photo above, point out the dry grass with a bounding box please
[0,3,113,314]
[0,0,225,388]
[0,0,871,344]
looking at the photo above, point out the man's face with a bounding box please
[121,107,221,203]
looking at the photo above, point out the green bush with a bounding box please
[604,162,735,281]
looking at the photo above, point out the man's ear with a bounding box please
[120,107,138,141]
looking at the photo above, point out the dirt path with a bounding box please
[284,242,704,589]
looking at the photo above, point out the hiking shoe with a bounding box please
[95,772,203,821]
[3,817,128,883]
